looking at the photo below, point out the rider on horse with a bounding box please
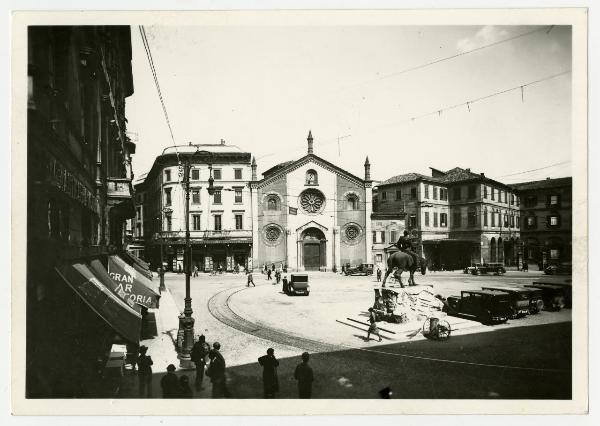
[396,230,419,268]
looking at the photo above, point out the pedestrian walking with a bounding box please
[137,345,153,398]
[282,275,288,293]
[294,352,314,399]
[376,267,382,282]
[258,348,279,398]
[275,270,281,285]
[160,364,180,398]
[367,308,382,342]
[190,334,210,391]
[247,271,255,287]
[179,375,194,398]
[193,264,199,277]
[206,342,227,398]
[267,269,272,280]
[264,264,268,274]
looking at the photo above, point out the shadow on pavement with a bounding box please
[112,321,570,400]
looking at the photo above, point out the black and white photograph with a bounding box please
[9,7,589,416]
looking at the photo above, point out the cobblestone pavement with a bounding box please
[129,270,571,399]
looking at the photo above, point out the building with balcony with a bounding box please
[251,131,372,272]
[373,167,520,270]
[511,177,572,269]
[27,26,137,397]
[139,141,253,272]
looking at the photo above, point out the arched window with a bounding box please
[266,195,280,211]
[305,169,318,185]
[346,194,359,210]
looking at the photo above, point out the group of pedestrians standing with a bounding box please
[257,348,314,399]
[136,336,229,399]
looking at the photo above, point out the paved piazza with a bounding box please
[166,270,572,399]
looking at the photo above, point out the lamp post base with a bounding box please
[178,312,196,370]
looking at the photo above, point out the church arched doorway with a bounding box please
[301,227,326,271]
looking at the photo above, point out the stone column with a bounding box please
[364,183,373,264]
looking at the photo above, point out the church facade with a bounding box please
[250,132,373,271]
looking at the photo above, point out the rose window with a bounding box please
[299,189,325,214]
[345,225,359,241]
[265,226,281,242]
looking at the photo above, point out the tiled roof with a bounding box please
[379,173,441,186]
[438,167,483,183]
[262,161,294,177]
[511,177,572,191]
[162,143,247,155]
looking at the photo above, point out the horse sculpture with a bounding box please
[382,251,427,288]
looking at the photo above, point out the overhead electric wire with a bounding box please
[335,26,553,92]
[403,70,571,123]
[495,161,571,178]
[138,26,181,175]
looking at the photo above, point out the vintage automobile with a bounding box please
[446,290,512,324]
[535,281,572,308]
[284,274,310,296]
[481,286,534,318]
[345,263,374,276]
[470,263,507,275]
[544,262,572,275]
[463,265,477,274]
[524,283,566,311]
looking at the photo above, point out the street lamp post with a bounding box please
[177,149,214,369]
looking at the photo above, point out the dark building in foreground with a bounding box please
[27,26,140,397]
[511,177,572,268]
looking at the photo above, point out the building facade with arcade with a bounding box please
[250,132,373,272]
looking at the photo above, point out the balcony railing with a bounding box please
[156,229,252,240]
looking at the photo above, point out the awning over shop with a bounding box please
[104,255,160,309]
[121,251,153,280]
[55,261,142,344]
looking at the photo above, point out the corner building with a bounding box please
[251,132,372,271]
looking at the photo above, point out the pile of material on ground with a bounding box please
[393,285,445,322]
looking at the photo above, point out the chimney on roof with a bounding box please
[307,130,314,154]
[364,156,371,181]
[188,141,193,146]
[466,168,471,173]
[251,157,257,181]
[480,172,485,177]
[547,177,550,180]
[220,138,226,145]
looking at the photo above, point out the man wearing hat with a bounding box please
[160,364,180,398]
[137,345,154,398]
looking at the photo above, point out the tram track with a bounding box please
[207,286,340,353]
[206,285,570,373]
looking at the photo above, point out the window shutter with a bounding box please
[372,232,376,244]
[557,215,562,227]
[546,216,551,228]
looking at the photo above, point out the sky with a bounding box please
[126,24,572,185]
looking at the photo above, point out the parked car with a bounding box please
[481,286,534,318]
[345,263,374,276]
[544,262,572,275]
[284,274,310,296]
[463,266,476,274]
[446,290,512,324]
[535,281,572,308]
[471,263,506,275]
[524,283,566,311]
